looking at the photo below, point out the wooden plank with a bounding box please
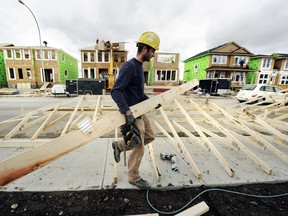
[154,121,177,146]
[3,112,33,140]
[93,95,101,122]
[243,109,288,142]
[61,96,84,136]
[197,124,239,151]
[191,99,273,175]
[0,80,198,186]
[45,113,69,130]
[175,99,235,177]
[20,115,48,131]
[113,128,118,184]
[176,201,209,216]
[31,104,60,140]
[146,143,161,181]
[209,100,288,165]
[0,139,51,148]
[172,121,208,151]
[159,107,202,179]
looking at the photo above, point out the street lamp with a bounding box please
[18,0,46,95]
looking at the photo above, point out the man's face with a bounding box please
[141,47,155,62]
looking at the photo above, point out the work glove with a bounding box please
[125,112,135,126]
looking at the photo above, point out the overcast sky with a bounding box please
[1,0,288,71]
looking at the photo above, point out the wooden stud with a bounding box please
[159,107,202,179]
[3,112,33,140]
[31,104,60,140]
[175,99,235,177]
[0,80,199,186]
[61,96,84,136]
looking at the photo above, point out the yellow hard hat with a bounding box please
[136,31,160,50]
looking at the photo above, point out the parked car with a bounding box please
[236,84,285,103]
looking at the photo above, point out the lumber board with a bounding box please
[31,104,60,140]
[209,100,288,165]
[93,95,101,122]
[243,109,288,142]
[159,107,202,179]
[61,96,84,136]
[45,113,69,130]
[174,99,235,177]
[172,121,207,151]
[20,115,48,131]
[0,80,198,186]
[176,201,209,216]
[3,112,33,140]
[192,99,273,175]
[146,143,161,181]
[154,120,177,146]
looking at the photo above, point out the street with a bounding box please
[0,94,239,122]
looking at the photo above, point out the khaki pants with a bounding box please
[117,114,155,182]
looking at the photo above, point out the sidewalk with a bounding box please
[1,137,288,192]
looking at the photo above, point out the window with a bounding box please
[64,70,68,77]
[280,74,288,84]
[83,69,88,78]
[97,51,103,62]
[5,49,13,59]
[120,56,125,63]
[194,64,198,73]
[207,71,213,79]
[36,50,42,60]
[51,51,57,60]
[18,68,23,79]
[284,59,288,70]
[83,52,88,62]
[104,52,109,62]
[258,73,269,84]
[155,69,177,82]
[44,50,49,60]
[234,56,248,66]
[15,50,22,59]
[90,52,95,62]
[23,50,30,60]
[212,55,227,64]
[62,54,65,62]
[157,54,176,63]
[261,58,272,69]
[260,85,273,92]
[27,68,32,79]
[8,68,16,80]
[90,68,95,78]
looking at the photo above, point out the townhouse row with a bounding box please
[183,41,288,89]
[1,41,287,90]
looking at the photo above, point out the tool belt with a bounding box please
[120,123,141,148]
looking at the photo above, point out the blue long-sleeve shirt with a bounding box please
[111,58,148,114]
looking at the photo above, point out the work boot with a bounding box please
[112,141,121,163]
[129,178,151,189]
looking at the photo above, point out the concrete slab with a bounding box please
[1,137,288,192]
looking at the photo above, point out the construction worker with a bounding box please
[111,31,160,189]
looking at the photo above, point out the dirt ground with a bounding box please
[0,182,287,216]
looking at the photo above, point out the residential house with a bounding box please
[249,55,276,86]
[183,42,255,89]
[3,45,78,88]
[148,52,180,86]
[273,53,288,89]
[0,44,13,87]
[80,40,128,88]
